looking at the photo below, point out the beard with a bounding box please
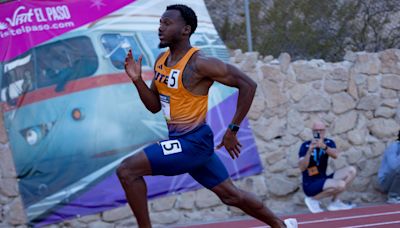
[158,42,169,48]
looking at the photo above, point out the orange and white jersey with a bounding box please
[154,47,208,136]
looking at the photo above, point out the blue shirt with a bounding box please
[298,138,336,183]
[378,141,400,184]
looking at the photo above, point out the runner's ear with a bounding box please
[182,25,191,36]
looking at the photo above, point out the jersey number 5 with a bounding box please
[168,69,180,89]
[160,139,182,155]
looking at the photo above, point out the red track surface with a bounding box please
[177,204,400,228]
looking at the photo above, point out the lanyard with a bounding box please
[313,147,325,166]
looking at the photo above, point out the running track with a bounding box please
[177,204,400,228]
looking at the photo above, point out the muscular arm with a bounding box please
[195,55,256,159]
[196,56,257,126]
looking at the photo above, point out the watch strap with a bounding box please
[228,123,240,132]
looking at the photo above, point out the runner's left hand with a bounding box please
[216,130,242,159]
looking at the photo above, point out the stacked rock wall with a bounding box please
[239,48,400,209]
[1,49,399,227]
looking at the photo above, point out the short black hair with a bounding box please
[166,4,197,35]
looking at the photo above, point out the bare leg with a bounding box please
[333,166,357,185]
[313,166,357,201]
[211,179,286,228]
[313,179,345,200]
[117,152,153,228]
[330,166,356,200]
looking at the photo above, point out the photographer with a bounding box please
[298,121,357,213]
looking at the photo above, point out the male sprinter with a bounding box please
[117,4,297,228]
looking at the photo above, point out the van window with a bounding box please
[1,52,34,102]
[1,36,98,102]
[101,34,148,69]
[36,36,98,89]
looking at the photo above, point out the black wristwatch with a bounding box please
[228,123,240,133]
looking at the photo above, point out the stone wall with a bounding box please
[1,49,399,227]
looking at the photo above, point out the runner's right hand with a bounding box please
[125,49,142,82]
[216,130,242,159]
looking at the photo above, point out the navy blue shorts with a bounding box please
[303,173,334,197]
[144,124,229,189]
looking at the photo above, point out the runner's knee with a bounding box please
[116,154,145,181]
[218,188,243,206]
[117,161,135,182]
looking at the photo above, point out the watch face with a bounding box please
[229,124,239,132]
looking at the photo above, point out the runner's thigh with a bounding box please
[144,125,214,176]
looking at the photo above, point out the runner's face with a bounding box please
[158,10,186,48]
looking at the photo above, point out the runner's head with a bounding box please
[158,4,197,48]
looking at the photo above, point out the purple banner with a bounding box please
[0,0,134,61]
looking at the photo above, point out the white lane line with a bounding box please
[340,220,400,228]
[249,210,400,228]
[299,211,400,224]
